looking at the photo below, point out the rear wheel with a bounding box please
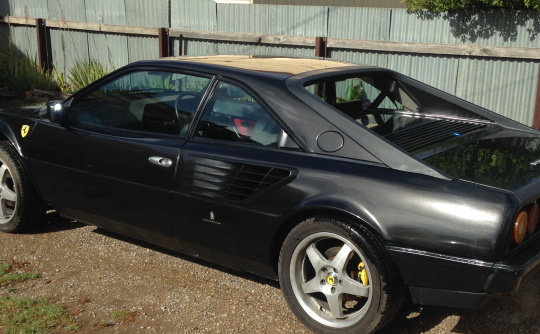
[279,216,404,334]
[0,142,46,233]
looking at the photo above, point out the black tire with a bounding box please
[0,141,46,233]
[278,216,404,334]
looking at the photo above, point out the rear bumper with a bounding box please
[484,236,540,294]
[388,239,540,308]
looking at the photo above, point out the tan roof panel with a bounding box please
[167,55,356,75]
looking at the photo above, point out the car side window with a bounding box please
[193,82,283,147]
[68,70,211,136]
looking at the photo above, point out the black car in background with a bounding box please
[1,56,540,334]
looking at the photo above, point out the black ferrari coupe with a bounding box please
[0,56,539,334]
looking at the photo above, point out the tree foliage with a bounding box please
[403,0,540,12]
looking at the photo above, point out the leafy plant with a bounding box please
[6,55,59,92]
[68,59,110,92]
[144,75,179,91]
[54,67,71,93]
[337,79,368,103]
[403,0,540,12]
[0,47,18,90]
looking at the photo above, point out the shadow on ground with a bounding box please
[22,211,87,234]
[29,211,281,289]
[32,211,540,333]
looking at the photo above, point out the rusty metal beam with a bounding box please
[158,27,169,58]
[35,18,51,72]
[315,37,327,58]
[178,34,184,56]
[533,67,540,130]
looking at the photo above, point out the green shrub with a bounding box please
[6,55,58,92]
[0,48,17,91]
[403,0,540,12]
[68,59,110,92]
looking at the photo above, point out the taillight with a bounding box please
[513,211,528,244]
[524,203,539,235]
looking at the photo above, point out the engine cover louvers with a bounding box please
[384,120,486,153]
[181,156,291,202]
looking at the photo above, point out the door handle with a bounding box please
[149,156,173,167]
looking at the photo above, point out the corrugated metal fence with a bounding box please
[1,0,539,126]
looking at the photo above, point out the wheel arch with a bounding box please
[0,121,23,156]
[270,206,388,279]
[0,121,45,201]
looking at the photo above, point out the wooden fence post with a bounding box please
[35,18,51,71]
[158,27,169,58]
[533,68,540,130]
[315,37,327,58]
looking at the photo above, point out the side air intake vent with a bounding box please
[181,156,291,202]
[385,120,486,153]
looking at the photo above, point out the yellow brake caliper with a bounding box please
[357,262,368,297]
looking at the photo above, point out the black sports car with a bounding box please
[1,55,540,334]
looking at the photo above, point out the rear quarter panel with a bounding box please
[268,155,519,261]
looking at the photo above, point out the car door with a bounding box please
[171,80,303,273]
[27,68,212,245]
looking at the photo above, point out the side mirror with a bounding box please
[47,100,67,123]
[277,130,300,150]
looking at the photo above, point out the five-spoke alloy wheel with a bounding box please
[0,161,18,223]
[0,142,45,233]
[279,216,404,334]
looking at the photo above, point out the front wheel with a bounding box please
[0,142,46,233]
[279,216,404,334]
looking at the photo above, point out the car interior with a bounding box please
[304,75,496,156]
[194,83,282,147]
[67,72,282,147]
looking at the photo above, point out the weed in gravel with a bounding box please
[0,262,41,286]
[111,310,137,323]
[98,319,115,327]
[0,296,80,333]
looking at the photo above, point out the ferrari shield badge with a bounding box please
[21,125,30,138]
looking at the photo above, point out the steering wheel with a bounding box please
[174,91,202,124]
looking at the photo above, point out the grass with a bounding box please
[0,263,41,286]
[110,310,137,323]
[0,262,79,332]
[97,319,114,327]
[0,297,80,333]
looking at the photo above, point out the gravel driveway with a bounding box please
[1,211,540,333]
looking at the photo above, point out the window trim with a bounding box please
[66,66,215,139]
[187,76,305,152]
